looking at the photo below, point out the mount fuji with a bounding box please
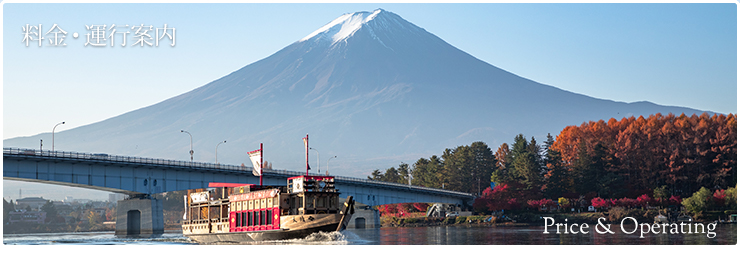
[4,9,706,177]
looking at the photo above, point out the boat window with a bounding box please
[247,211,252,227]
[242,211,247,227]
[248,211,253,227]
[261,210,266,226]
[266,209,272,225]
[330,197,337,209]
[290,196,296,215]
[306,195,314,209]
[317,196,326,208]
[236,212,241,227]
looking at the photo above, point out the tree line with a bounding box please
[368,141,496,195]
[368,113,737,203]
[550,112,736,198]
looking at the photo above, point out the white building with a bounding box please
[15,197,49,210]
[108,193,127,204]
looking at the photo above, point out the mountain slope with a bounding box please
[4,9,707,177]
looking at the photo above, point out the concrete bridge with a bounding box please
[3,148,475,235]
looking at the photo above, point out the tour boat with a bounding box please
[182,175,355,243]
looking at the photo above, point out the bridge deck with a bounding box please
[4,148,474,206]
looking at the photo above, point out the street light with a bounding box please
[215,140,226,164]
[309,147,320,174]
[327,156,337,175]
[52,121,65,151]
[181,130,193,161]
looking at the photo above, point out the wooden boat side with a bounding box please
[183,213,344,243]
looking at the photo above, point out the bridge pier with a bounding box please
[346,202,380,229]
[115,195,164,237]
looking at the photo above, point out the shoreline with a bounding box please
[379,210,735,228]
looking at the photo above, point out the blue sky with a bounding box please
[1,2,737,201]
[3,2,736,141]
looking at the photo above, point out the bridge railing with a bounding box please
[337,176,473,197]
[4,147,474,198]
[3,147,255,172]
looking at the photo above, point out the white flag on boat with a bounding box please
[303,134,311,173]
[248,148,262,176]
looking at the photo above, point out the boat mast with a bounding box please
[303,134,309,176]
[260,143,263,186]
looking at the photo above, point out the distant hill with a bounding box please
[3,9,708,178]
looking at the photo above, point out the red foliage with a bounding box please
[615,197,638,208]
[491,183,509,193]
[105,208,116,221]
[506,198,520,210]
[398,203,414,214]
[378,203,430,217]
[636,194,653,207]
[474,183,527,212]
[412,203,429,212]
[377,204,397,216]
[713,189,728,207]
[473,196,490,213]
[527,198,557,210]
[608,198,617,207]
[591,197,609,208]
[668,195,682,206]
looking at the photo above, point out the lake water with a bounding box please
[3,224,736,245]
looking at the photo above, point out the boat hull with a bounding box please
[183,213,346,244]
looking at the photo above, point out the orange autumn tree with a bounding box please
[551,113,736,198]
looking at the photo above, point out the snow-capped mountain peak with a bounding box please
[300,9,385,44]
[3,9,708,179]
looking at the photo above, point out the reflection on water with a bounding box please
[346,224,737,245]
[3,224,736,245]
[3,231,193,245]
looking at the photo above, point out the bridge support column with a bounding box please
[347,202,380,229]
[115,195,164,236]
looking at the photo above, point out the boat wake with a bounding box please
[243,230,375,245]
[262,231,349,245]
[302,231,348,243]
